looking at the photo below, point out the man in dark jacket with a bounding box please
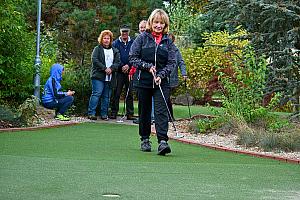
[110,25,136,120]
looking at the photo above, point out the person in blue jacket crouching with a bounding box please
[42,63,75,121]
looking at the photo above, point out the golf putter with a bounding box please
[185,79,192,119]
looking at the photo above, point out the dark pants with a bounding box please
[111,73,134,116]
[43,96,74,115]
[138,86,170,143]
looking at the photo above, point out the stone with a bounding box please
[36,106,56,120]
[174,94,194,106]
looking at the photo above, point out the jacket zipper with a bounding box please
[137,70,141,80]
[153,38,158,88]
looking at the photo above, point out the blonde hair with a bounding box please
[98,30,113,46]
[146,9,170,34]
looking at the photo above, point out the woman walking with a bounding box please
[129,9,176,155]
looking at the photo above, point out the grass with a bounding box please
[0,123,299,199]
[118,101,223,119]
[118,101,289,120]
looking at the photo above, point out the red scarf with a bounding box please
[151,32,163,44]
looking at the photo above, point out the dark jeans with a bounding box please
[111,73,134,116]
[43,96,74,115]
[137,86,170,143]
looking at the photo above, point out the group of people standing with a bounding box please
[87,21,147,121]
[41,9,187,156]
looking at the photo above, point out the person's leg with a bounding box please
[138,87,153,152]
[110,73,124,118]
[153,86,170,143]
[43,101,58,112]
[88,79,104,116]
[109,82,116,116]
[154,86,171,155]
[125,79,135,117]
[100,81,111,119]
[56,96,74,114]
[138,88,152,140]
[133,88,140,124]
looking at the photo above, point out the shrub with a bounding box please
[259,130,300,152]
[197,117,224,134]
[188,120,200,134]
[62,62,91,114]
[178,47,206,100]
[259,133,279,151]
[218,46,267,122]
[18,95,40,126]
[278,132,300,152]
[235,116,300,152]
[0,105,25,128]
[189,34,300,152]
[237,131,259,147]
[0,105,17,121]
[0,0,35,105]
[180,29,249,102]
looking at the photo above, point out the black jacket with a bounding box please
[169,47,187,88]
[90,45,121,85]
[112,37,134,73]
[129,31,176,88]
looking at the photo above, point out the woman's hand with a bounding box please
[154,76,161,85]
[149,66,156,75]
[149,66,161,85]
[67,90,75,96]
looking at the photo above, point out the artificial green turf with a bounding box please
[0,123,299,200]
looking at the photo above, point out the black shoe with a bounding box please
[133,118,139,124]
[109,114,116,119]
[88,115,97,120]
[127,114,137,120]
[141,139,151,152]
[101,116,109,121]
[157,140,171,156]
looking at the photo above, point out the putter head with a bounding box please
[116,116,126,123]
[174,134,184,139]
